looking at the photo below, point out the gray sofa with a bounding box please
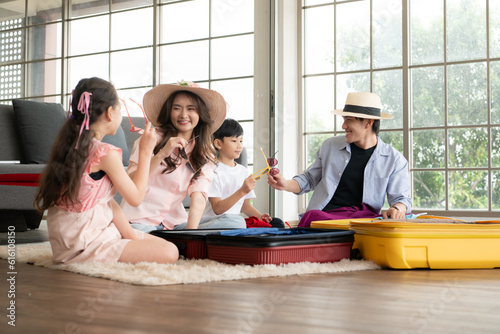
[0,102,246,232]
[0,104,45,231]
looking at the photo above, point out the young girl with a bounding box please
[121,81,243,231]
[35,77,178,264]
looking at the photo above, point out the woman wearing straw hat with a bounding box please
[121,81,246,231]
[268,92,412,227]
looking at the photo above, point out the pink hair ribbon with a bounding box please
[74,91,92,149]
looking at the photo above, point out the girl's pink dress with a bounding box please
[47,140,143,264]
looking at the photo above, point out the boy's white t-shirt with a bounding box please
[202,161,256,218]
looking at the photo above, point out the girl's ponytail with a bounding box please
[34,77,118,212]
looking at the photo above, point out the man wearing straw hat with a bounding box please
[268,92,412,227]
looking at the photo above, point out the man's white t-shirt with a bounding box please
[201,162,256,218]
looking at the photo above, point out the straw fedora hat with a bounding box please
[332,92,393,120]
[143,81,227,133]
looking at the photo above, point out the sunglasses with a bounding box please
[252,148,279,180]
[177,135,200,160]
[120,98,149,133]
[176,135,200,174]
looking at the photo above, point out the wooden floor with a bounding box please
[2,223,500,334]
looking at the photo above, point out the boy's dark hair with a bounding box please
[213,118,243,141]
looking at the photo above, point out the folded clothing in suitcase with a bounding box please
[150,229,233,259]
[205,228,354,265]
[309,214,439,230]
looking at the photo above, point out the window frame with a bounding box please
[300,0,500,218]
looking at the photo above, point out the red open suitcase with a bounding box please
[151,228,354,265]
[205,228,354,265]
[150,229,231,259]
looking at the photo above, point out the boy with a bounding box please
[201,119,284,228]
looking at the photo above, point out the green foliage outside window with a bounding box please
[303,0,500,212]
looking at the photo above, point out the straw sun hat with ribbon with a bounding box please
[143,80,227,133]
[332,92,393,120]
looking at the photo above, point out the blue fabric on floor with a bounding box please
[373,213,419,220]
[217,228,325,237]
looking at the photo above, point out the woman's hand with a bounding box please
[158,136,188,159]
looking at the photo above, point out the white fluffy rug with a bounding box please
[0,242,380,286]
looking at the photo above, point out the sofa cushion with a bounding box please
[0,164,46,174]
[12,99,66,164]
[0,184,39,210]
[121,116,146,155]
[0,104,24,161]
[12,99,130,165]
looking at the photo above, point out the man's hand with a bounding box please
[382,204,406,220]
[267,173,287,190]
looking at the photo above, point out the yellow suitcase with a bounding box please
[350,218,500,269]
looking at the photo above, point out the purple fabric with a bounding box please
[298,203,380,228]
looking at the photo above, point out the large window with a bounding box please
[302,0,500,215]
[8,0,499,218]
[0,0,256,166]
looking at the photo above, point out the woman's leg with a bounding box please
[174,214,246,230]
[129,223,159,233]
[172,222,187,230]
[197,214,246,229]
[118,234,179,264]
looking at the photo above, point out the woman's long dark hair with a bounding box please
[154,90,216,181]
[34,77,118,212]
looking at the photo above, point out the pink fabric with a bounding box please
[121,131,215,229]
[56,141,121,213]
[298,203,380,228]
[48,140,144,264]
